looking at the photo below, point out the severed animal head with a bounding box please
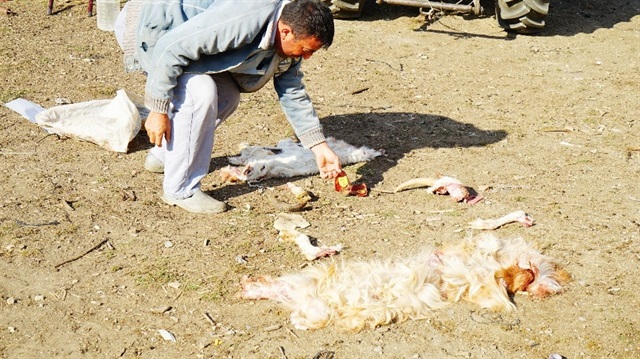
[490,237,571,299]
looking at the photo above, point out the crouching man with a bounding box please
[115,0,342,213]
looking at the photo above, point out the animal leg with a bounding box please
[469,210,535,230]
[269,165,305,178]
[239,275,291,302]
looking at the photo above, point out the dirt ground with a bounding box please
[1,0,639,358]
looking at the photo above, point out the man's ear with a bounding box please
[278,22,294,40]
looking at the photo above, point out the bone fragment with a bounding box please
[274,213,310,231]
[393,177,437,193]
[158,329,176,342]
[278,228,343,261]
[468,210,535,230]
[273,213,341,260]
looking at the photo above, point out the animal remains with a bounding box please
[469,210,535,230]
[220,137,382,183]
[240,234,569,331]
[394,174,482,204]
[274,213,343,260]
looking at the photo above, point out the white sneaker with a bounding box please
[144,153,164,173]
[162,189,227,214]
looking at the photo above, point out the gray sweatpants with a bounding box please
[150,73,240,200]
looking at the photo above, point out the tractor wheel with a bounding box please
[323,0,366,19]
[496,0,550,34]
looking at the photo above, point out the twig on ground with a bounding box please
[16,220,60,227]
[0,151,37,155]
[312,351,335,359]
[61,200,75,211]
[541,127,573,133]
[54,238,109,269]
[350,87,369,95]
[429,209,456,214]
[370,187,395,194]
[264,324,282,332]
[285,327,299,338]
[365,58,403,71]
[36,133,59,146]
[203,312,216,326]
[1,6,16,15]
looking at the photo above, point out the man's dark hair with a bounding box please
[280,0,335,48]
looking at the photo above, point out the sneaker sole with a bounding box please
[161,195,227,214]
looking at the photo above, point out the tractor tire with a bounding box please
[323,0,366,19]
[496,0,550,34]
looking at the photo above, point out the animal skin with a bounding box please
[240,234,570,332]
[221,137,383,183]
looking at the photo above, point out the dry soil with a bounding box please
[1,0,639,358]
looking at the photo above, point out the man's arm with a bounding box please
[274,61,342,179]
[273,60,325,148]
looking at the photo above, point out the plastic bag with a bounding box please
[34,89,141,153]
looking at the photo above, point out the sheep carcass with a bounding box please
[240,234,569,331]
[221,137,382,183]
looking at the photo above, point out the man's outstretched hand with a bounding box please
[311,141,342,179]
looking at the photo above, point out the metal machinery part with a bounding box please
[324,0,550,34]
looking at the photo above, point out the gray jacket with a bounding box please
[122,0,325,148]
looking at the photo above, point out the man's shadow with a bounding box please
[207,112,507,202]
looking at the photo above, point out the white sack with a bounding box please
[4,98,45,124]
[34,89,141,153]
